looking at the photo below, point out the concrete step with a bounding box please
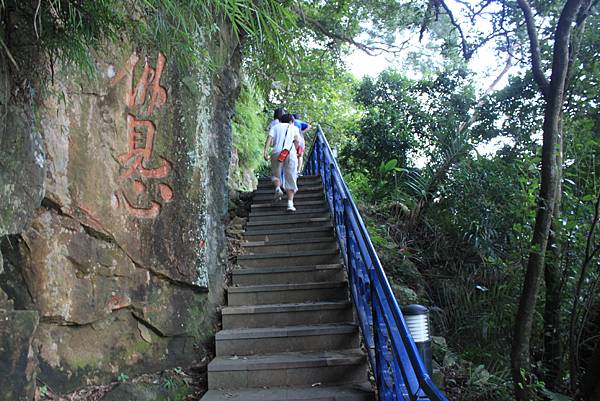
[200,383,374,401]
[251,199,327,210]
[257,175,321,188]
[227,281,348,306]
[253,190,324,202]
[255,184,323,196]
[222,301,354,329]
[237,249,340,268]
[207,350,368,389]
[233,264,344,286]
[245,216,331,230]
[240,236,337,255]
[243,225,333,242]
[247,208,331,223]
[250,206,329,218]
[215,323,359,356]
[249,209,330,222]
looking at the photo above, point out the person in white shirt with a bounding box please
[263,114,300,211]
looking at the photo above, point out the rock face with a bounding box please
[0,280,39,401]
[0,53,45,237]
[0,25,241,396]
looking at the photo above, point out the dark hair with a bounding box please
[273,108,284,120]
[281,113,293,124]
[292,113,300,119]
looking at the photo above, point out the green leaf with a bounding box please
[541,389,572,401]
[582,194,594,202]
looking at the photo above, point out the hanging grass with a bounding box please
[0,0,297,79]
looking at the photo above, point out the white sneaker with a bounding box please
[287,201,296,212]
[274,187,283,201]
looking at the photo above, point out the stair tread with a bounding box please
[250,207,329,217]
[250,199,327,213]
[222,301,351,315]
[201,383,373,401]
[234,264,343,275]
[255,185,323,195]
[244,225,332,234]
[237,249,338,260]
[228,281,346,293]
[247,216,330,226]
[216,323,358,340]
[208,349,366,371]
[258,175,320,182]
[253,193,324,201]
[241,237,334,247]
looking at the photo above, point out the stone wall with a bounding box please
[0,24,240,397]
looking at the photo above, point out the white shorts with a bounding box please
[271,152,298,192]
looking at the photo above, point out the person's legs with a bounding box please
[270,153,283,200]
[296,145,305,174]
[283,155,298,211]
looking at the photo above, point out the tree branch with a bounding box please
[291,5,406,56]
[516,0,549,95]
[437,0,472,59]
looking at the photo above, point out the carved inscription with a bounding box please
[111,51,173,218]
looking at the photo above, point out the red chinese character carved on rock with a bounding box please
[111,52,167,115]
[118,114,171,180]
[111,51,173,219]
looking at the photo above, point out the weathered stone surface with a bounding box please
[100,383,171,401]
[35,309,196,393]
[18,209,145,325]
[100,381,191,401]
[0,308,39,401]
[229,147,258,192]
[225,216,247,239]
[0,235,37,310]
[391,283,418,305]
[0,56,45,236]
[0,288,12,310]
[132,277,209,338]
[3,209,211,390]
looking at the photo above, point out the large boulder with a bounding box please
[0,27,241,394]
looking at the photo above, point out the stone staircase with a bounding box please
[200,175,374,400]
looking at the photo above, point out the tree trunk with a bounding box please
[511,99,561,401]
[542,116,565,389]
[511,1,584,399]
[542,225,564,388]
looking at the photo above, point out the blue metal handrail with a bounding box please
[304,126,449,401]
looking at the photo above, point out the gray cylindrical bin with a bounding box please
[401,304,432,375]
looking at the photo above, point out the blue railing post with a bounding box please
[330,163,336,227]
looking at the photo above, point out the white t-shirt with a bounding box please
[268,119,279,131]
[269,123,300,154]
